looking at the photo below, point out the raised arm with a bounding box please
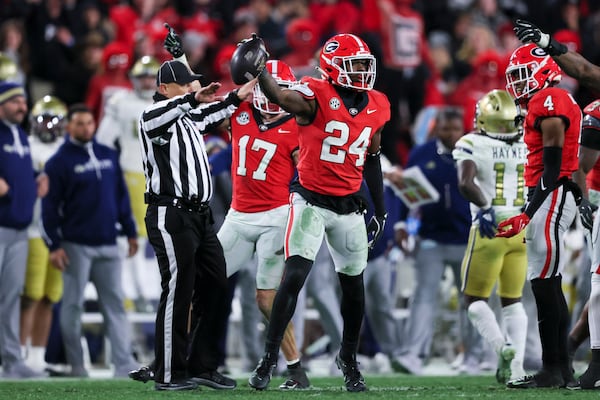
[514,19,600,92]
[257,70,315,120]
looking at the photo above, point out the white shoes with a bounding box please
[391,353,423,375]
[2,362,46,379]
[496,344,516,384]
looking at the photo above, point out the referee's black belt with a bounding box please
[144,193,210,213]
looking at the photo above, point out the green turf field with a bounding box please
[1,375,597,400]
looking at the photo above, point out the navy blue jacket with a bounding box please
[0,120,36,229]
[398,139,471,245]
[42,136,136,251]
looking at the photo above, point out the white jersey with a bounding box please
[96,89,151,173]
[28,136,63,238]
[453,133,528,223]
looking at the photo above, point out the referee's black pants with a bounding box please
[145,204,229,383]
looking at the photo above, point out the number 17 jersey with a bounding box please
[229,102,299,213]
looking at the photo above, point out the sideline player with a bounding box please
[453,89,528,383]
[20,96,67,370]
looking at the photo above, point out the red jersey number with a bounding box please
[320,120,372,167]
[236,135,278,181]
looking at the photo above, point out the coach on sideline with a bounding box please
[139,60,256,391]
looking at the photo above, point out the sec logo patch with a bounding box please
[236,111,250,125]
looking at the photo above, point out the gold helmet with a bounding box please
[474,89,523,141]
[130,55,160,99]
[30,95,68,143]
[0,52,18,82]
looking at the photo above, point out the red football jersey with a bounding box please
[523,87,581,187]
[292,77,391,196]
[229,102,299,213]
[588,159,600,191]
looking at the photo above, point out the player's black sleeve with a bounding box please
[524,146,562,218]
[363,151,386,217]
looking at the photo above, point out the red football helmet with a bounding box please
[253,60,297,114]
[319,33,376,91]
[505,43,562,102]
[583,100,600,130]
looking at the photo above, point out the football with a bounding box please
[230,34,269,85]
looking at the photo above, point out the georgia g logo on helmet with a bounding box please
[531,47,548,57]
[323,41,340,54]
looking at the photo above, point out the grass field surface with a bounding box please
[1,375,597,400]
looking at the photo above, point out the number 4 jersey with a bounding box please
[453,133,528,223]
[523,87,581,187]
[230,102,299,213]
[292,77,391,196]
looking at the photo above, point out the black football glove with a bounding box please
[163,23,184,58]
[514,19,567,56]
[579,197,598,231]
[475,207,497,239]
[230,33,269,85]
[367,214,387,250]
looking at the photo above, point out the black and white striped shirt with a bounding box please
[139,91,240,202]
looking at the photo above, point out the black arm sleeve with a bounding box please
[524,146,562,218]
[363,151,386,217]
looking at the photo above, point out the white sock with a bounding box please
[467,300,505,353]
[286,358,300,367]
[589,275,600,348]
[502,302,527,376]
[28,346,46,369]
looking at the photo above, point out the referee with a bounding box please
[139,60,256,391]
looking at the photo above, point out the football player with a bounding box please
[452,89,528,384]
[20,96,67,370]
[96,55,161,312]
[244,33,390,392]
[215,59,311,389]
[567,100,600,389]
[497,43,582,388]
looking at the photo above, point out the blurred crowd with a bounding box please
[0,0,598,163]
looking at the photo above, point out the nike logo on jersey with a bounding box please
[366,109,377,114]
[278,128,291,133]
[540,178,547,191]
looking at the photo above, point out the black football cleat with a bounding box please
[128,365,155,383]
[507,369,564,389]
[249,356,277,390]
[279,367,310,390]
[571,361,600,390]
[335,353,367,392]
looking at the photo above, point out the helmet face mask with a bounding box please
[505,44,561,102]
[319,34,376,91]
[29,96,67,143]
[253,60,296,115]
[475,89,522,141]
